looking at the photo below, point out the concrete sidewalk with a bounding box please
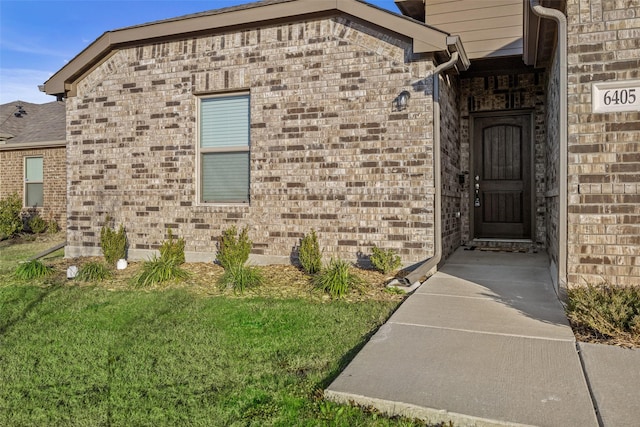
[326,248,639,426]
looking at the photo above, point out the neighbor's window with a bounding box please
[199,94,250,204]
[24,156,44,207]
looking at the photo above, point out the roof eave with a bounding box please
[45,0,450,97]
[0,140,66,152]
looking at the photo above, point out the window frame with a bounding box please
[196,92,251,206]
[24,155,44,208]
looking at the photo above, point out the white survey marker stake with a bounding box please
[592,79,640,113]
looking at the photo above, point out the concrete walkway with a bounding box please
[326,248,639,426]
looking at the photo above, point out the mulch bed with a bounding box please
[47,256,406,303]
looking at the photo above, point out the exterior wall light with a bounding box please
[394,90,411,111]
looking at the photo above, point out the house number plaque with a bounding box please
[592,79,640,113]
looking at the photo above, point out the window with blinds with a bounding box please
[25,156,44,207]
[199,94,250,204]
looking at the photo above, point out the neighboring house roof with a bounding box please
[45,0,469,98]
[0,100,66,150]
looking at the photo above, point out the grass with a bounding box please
[0,285,408,426]
[0,232,65,275]
[218,262,264,293]
[0,235,427,426]
[13,259,53,280]
[313,258,362,299]
[133,255,190,287]
[76,261,112,282]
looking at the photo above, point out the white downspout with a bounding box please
[530,0,568,293]
[400,51,460,289]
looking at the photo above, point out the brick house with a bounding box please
[43,0,638,290]
[0,101,67,229]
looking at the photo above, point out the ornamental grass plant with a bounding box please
[14,259,53,281]
[313,258,362,299]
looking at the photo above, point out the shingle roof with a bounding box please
[0,100,66,145]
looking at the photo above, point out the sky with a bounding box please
[0,0,400,105]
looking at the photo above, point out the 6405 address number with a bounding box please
[603,89,636,106]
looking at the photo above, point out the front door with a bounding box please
[472,113,533,239]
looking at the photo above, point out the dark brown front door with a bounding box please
[472,113,532,239]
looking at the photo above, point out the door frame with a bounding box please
[469,109,536,241]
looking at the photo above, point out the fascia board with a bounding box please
[0,140,66,152]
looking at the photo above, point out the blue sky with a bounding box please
[0,0,400,104]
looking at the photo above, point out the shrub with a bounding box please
[299,229,322,275]
[14,260,53,280]
[159,229,185,265]
[47,219,60,234]
[313,258,361,299]
[133,255,190,287]
[370,246,402,274]
[76,261,112,282]
[216,225,251,269]
[100,217,127,265]
[567,285,640,346]
[28,214,48,234]
[218,263,263,294]
[0,193,23,238]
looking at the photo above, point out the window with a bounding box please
[199,94,250,204]
[24,156,44,207]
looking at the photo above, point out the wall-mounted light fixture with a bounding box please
[393,90,411,111]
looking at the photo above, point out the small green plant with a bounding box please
[100,216,127,265]
[218,263,263,293]
[0,193,24,239]
[567,284,640,346]
[28,214,48,234]
[299,229,322,275]
[313,258,361,299]
[133,255,190,287]
[76,261,112,282]
[216,225,251,269]
[159,228,185,265]
[14,259,53,280]
[384,286,406,295]
[370,246,402,274]
[47,219,60,234]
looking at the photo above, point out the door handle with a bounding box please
[474,177,481,207]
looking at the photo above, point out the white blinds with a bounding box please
[200,95,250,149]
[200,95,250,203]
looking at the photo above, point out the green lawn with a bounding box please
[0,237,425,426]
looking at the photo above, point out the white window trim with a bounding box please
[195,91,251,206]
[24,155,44,208]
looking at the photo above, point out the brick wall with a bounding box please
[459,71,547,248]
[545,46,562,283]
[0,147,67,229]
[65,16,438,265]
[439,73,463,258]
[566,0,640,286]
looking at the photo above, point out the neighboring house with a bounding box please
[0,100,67,229]
[43,0,638,290]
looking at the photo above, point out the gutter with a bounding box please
[529,0,568,294]
[396,49,461,290]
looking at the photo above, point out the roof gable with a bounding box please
[44,0,454,97]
